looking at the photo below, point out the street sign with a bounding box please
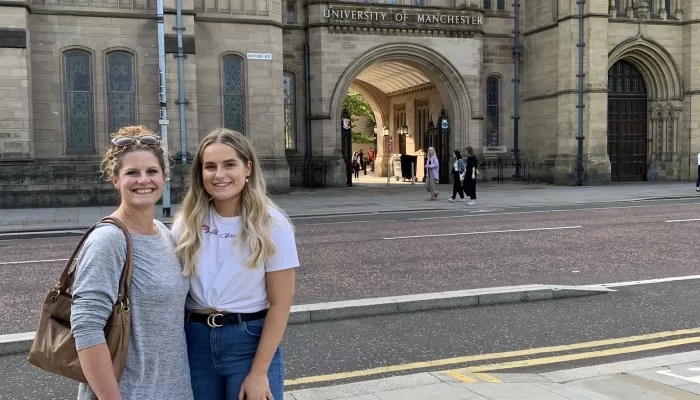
[159,119,169,125]
[247,53,272,60]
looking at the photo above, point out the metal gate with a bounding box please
[607,60,648,181]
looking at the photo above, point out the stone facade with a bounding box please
[0,0,697,206]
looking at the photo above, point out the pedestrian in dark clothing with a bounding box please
[463,146,478,205]
[448,150,465,202]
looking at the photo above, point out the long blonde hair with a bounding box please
[176,128,285,276]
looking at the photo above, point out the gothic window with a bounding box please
[648,0,654,15]
[107,52,136,134]
[415,99,429,152]
[664,0,671,13]
[415,0,424,5]
[485,76,500,147]
[484,0,491,10]
[388,0,397,4]
[222,54,245,134]
[63,50,94,152]
[496,0,504,10]
[283,72,296,150]
[286,0,296,23]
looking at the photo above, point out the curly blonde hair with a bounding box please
[176,128,289,276]
[100,125,168,180]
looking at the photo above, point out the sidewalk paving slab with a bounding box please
[286,351,700,400]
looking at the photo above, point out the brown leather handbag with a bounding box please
[27,216,134,384]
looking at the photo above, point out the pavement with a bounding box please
[0,180,697,233]
[285,351,700,399]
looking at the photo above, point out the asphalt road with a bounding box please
[3,280,700,398]
[2,200,700,335]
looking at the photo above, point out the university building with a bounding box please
[0,0,698,206]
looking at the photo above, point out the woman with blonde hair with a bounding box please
[425,146,440,200]
[172,128,299,400]
[71,125,192,399]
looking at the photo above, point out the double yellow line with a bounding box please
[284,327,700,387]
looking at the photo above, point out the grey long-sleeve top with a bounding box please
[70,221,193,400]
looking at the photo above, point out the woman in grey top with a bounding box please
[70,125,193,400]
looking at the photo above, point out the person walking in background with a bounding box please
[352,151,360,180]
[448,150,465,203]
[463,146,478,206]
[368,147,375,172]
[173,128,299,400]
[425,146,439,200]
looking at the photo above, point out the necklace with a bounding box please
[126,222,157,235]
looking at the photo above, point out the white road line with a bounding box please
[666,218,700,223]
[600,275,700,288]
[0,258,68,266]
[383,226,582,240]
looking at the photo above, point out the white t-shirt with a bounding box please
[171,204,300,313]
[697,152,700,166]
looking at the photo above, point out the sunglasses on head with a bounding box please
[111,134,161,147]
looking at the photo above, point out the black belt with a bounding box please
[185,309,268,328]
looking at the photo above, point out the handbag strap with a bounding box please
[54,216,134,309]
[99,217,134,307]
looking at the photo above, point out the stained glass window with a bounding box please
[484,0,491,10]
[283,72,296,150]
[222,55,245,134]
[415,0,424,5]
[497,0,504,10]
[485,76,500,147]
[64,50,94,152]
[388,0,397,4]
[107,52,135,134]
[664,0,671,13]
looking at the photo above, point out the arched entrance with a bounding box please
[329,43,473,184]
[607,60,648,181]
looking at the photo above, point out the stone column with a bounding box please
[0,2,33,160]
[674,0,682,19]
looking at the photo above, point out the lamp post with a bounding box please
[156,0,171,218]
[512,0,521,180]
[384,126,391,185]
[575,0,586,185]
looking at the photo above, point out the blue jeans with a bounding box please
[185,317,284,400]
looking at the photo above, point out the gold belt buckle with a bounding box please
[207,313,224,328]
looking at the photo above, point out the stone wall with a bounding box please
[0,5,33,160]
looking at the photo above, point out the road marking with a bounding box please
[666,218,700,223]
[657,367,700,384]
[455,335,700,373]
[0,258,68,266]
[473,373,501,383]
[601,275,700,288]
[383,226,582,240]
[283,327,700,386]
[447,372,478,382]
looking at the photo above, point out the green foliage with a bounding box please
[343,93,377,131]
[352,132,376,144]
